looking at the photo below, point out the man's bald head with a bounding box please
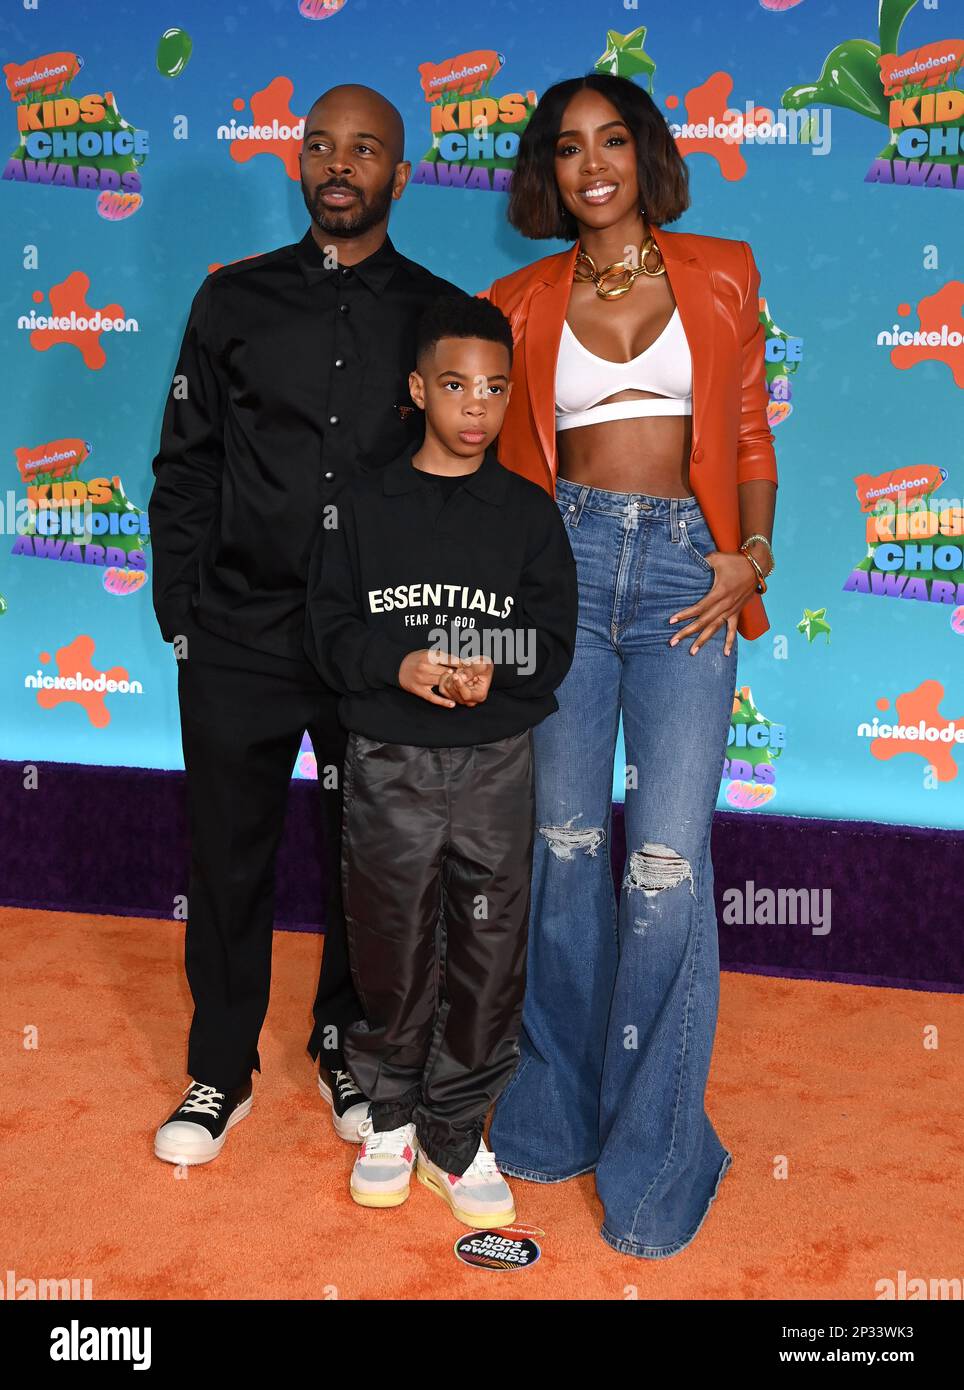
[306,85,405,165]
[300,84,411,243]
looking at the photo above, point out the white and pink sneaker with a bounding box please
[349,1116,418,1208]
[417,1138,516,1228]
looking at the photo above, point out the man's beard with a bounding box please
[301,171,396,238]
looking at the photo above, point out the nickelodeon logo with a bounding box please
[854,466,946,513]
[17,271,137,370]
[25,635,142,729]
[218,77,304,180]
[217,114,304,142]
[876,283,964,388]
[881,42,964,97]
[858,680,963,784]
[3,51,83,98]
[15,438,91,483]
[418,50,503,101]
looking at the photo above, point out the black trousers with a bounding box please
[175,623,363,1091]
[341,730,535,1175]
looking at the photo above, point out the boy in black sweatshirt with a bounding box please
[303,293,577,1227]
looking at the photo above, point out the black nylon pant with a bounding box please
[341,730,535,1175]
[175,621,363,1091]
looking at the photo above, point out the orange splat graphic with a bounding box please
[35,634,128,729]
[29,271,124,370]
[230,77,303,180]
[666,73,759,182]
[870,679,962,783]
[891,283,964,388]
[206,252,264,273]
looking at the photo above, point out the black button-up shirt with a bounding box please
[148,230,460,659]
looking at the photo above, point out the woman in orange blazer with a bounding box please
[477,74,778,1259]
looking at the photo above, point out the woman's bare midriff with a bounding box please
[556,409,694,497]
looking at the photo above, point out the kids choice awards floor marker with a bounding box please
[453,1226,544,1271]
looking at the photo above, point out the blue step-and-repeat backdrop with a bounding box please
[1,0,962,830]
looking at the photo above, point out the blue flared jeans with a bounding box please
[490,477,738,1259]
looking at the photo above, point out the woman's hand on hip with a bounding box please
[668,552,759,657]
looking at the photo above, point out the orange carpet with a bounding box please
[2,906,961,1300]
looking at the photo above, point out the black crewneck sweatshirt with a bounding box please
[303,440,578,747]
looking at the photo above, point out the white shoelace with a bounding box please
[358,1117,415,1158]
[333,1069,362,1102]
[178,1083,225,1117]
[459,1141,500,1184]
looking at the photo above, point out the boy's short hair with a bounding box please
[415,293,514,370]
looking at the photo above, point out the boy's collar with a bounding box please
[382,439,508,505]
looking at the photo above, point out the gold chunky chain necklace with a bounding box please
[573,233,666,299]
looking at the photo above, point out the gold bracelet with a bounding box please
[741,533,775,574]
[740,548,767,594]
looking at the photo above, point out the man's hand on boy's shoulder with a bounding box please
[439,657,494,708]
[398,649,462,707]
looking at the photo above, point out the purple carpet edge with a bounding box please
[2,757,961,992]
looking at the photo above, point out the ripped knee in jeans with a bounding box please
[539,814,606,861]
[624,842,695,899]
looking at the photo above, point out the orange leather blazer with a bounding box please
[478,225,778,640]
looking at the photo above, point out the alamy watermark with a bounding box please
[721,880,831,936]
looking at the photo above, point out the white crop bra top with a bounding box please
[555,306,693,431]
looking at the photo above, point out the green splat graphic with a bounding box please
[10,86,146,176]
[21,477,149,559]
[781,0,960,166]
[759,299,800,409]
[434,71,499,106]
[156,28,193,79]
[784,39,891,127]
[0,593,7,615]
[797,607,832,643]
[879,0,920,58]
[101,477,149,557]
[594,27,656,91]
[731,688,783,772]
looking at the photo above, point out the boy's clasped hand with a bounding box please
[398,651,495,708]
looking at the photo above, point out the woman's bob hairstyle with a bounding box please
[507,73,690,241]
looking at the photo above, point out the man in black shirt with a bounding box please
[150,84,460,1167]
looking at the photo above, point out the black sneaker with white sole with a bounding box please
[154,1078,253,1166]
[318,1066,369,1143]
